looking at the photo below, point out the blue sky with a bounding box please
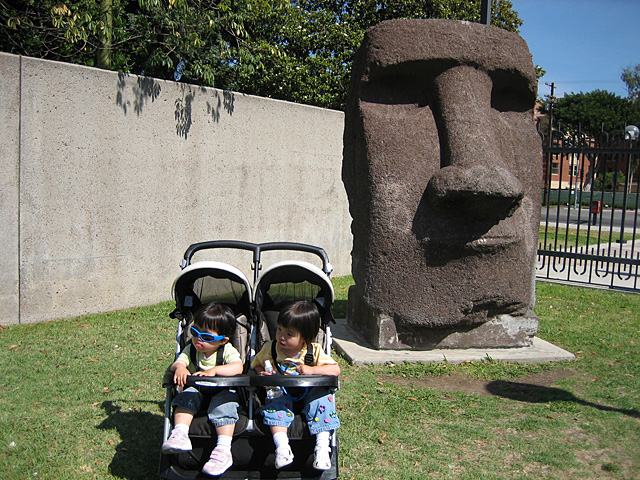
[513,0,640,100]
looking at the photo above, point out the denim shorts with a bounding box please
[261,387,340,435]
[171,387,240,427]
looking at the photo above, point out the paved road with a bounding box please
[541,206,640,233]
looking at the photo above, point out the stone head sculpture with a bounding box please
[343,19,542,349]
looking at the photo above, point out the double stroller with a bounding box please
[159,241,339,480]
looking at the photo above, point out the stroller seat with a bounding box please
[159,241,339,480]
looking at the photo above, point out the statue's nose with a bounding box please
[426,65,524,220]
[426,164,524,220]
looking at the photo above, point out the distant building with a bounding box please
[536,104,638,196]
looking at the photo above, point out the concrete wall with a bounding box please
[0,52,351,325]
[0,54,21,325]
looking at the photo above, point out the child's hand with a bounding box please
[173,365,190,387]
[193,368,216,377]
[297,363,340,376]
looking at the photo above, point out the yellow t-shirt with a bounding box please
[251,340,336,374]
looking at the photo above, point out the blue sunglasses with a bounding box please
[190,326,226,343]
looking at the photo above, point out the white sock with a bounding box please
[216,434,233,452]
[174,423,190,435]
[273,431,290,451]
[315,431,330,451]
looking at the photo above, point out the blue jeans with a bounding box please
[261,387,340,435]
[171,387,240,427]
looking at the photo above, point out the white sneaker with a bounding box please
[162,428,192,453]
[202,447,233,476]
[274,445,294,469]
[313,446,331,470]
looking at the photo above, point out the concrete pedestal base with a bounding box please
[332,318,575,366]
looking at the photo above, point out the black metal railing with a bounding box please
[537,125,640,291]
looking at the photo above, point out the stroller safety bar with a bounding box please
[163,374,339,390]
[250,374,339,389]
[185,376,251,389]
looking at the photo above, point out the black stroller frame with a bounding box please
[160,241,339,480]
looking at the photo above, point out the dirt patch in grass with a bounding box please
[380,368,579,397]
[381,369,638,478]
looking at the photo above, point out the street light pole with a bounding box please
[481,0,491,24]
[619,125,640,244]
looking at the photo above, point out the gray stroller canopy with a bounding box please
[171,261,253,317]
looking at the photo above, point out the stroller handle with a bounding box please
[181,240,261,269]
[181,241,333,276]
[256,242,333,275]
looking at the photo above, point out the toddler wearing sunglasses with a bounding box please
[162,303,243,476]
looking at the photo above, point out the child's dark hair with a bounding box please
[278,300,320,345]
[193,303,236,337]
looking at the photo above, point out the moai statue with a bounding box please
[342,19,542,349]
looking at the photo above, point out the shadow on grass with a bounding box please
[486,381,640,419]
[332,299,348,320]
[97,400,165,480]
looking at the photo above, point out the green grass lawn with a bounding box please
[539,226,636,248]
[1,280,638,479]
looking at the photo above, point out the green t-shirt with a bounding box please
[177,343,241,373]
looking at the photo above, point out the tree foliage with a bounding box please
[543,90,640,139]
[0,0,523,110]
[621,64,640,103]
[1,0,250,83]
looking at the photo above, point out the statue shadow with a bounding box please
[97,400,165,480]
[485,381,640,419]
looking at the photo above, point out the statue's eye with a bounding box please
[490,70,536,113]
[360,64,435,108]
[360,76,432,107]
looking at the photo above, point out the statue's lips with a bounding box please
[425,234,521,253]
[419,217,524,253]
[461,234,521,252]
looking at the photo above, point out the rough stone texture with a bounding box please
[342,19,543,349]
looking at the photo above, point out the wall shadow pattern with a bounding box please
[117,72,235,140]
[116,73,162,116]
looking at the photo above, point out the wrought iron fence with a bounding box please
[536,125,640,291]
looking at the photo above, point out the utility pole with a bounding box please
[543,82,556,206]
[545,82,555,148]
